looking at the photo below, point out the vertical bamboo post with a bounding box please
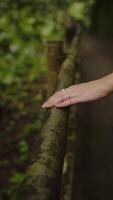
[47,41,64,97]
[59,71,80,200]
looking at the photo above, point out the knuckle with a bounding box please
[69,98,74,104]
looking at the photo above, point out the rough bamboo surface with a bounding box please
[59,72,80,200]
[47,41,64,97]
[17,36,80,200]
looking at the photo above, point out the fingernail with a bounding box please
[42,102,49,107]
[41,104,46,108]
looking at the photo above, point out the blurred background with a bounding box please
[0,0,112,199]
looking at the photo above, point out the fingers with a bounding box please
[41,86,77,108]
[42,95,64,108]
[42,89,68,108]
[55,97,78,107]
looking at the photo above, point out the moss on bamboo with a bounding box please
[17,36,80,200]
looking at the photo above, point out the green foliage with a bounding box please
[9,172,25,200]
[10,172,25,185]
[18,140,29,162]
[0,0,93,199]
[0,0,70,87]
[1,0,112,199]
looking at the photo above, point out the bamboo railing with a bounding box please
[17,34,81,200]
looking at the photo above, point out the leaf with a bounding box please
[10,173,25,184]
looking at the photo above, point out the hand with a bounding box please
[41,79,108,108]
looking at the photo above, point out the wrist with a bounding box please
[99,75,113,96]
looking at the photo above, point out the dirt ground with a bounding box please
[74,35,113,200]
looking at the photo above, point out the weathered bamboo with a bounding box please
[17,36,80,200]
[59,71,80,200]
[47,41,64,97]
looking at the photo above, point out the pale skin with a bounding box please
[41,73,113,108]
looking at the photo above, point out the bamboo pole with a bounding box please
[17,36,80,200]
[47,41,64,97]
[59,71,80,200]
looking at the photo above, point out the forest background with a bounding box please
[0,0,111,199]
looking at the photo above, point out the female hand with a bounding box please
[41,78,108,108]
